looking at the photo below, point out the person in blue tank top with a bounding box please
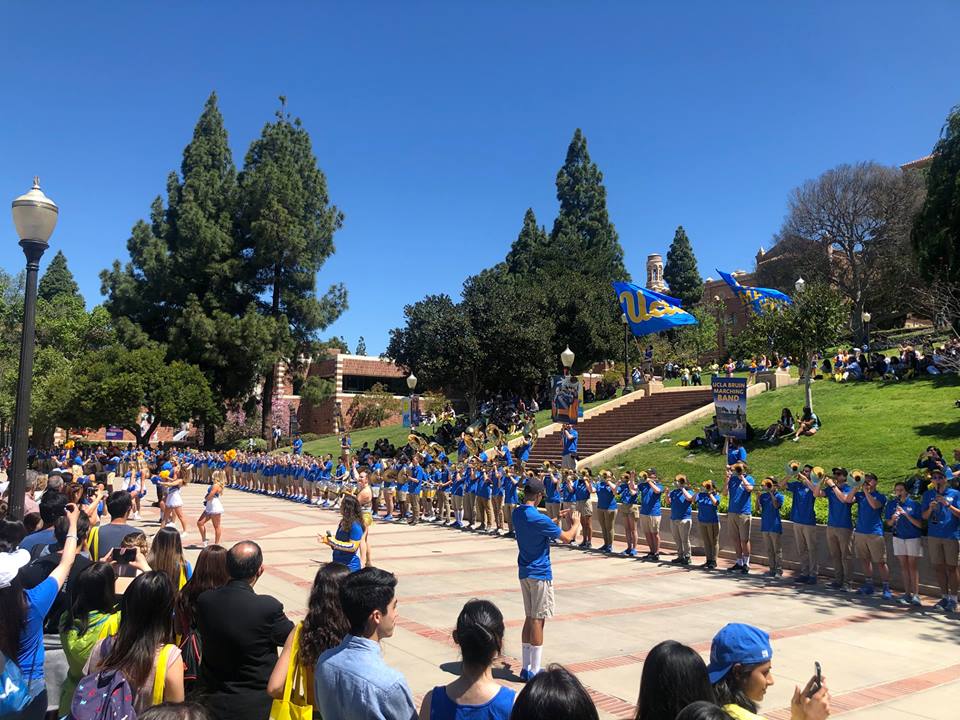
[321,494,366,572]
[418,599,515,720]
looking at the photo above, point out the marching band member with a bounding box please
[818,468,854,591]
[560,470,577,532]
[639,469,663,561]
[842,473,892,598]
[544,466,562,522]
[575,469,595,549]
[450,464,465,528]
[921,468,960,611]
[695,480,721,569]
[668,474,694,565]
[491,464,506,534]
[723,463,754,574]
[757,477,784,577]
[617,472,639,557]
[885,480,923,606]
[502,466,521,538]
[786,464,819,585]
[595,470,618,553]
[475,464,495,533]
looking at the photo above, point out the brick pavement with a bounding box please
[149,485,960,720]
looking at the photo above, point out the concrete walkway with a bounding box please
[152,485,959,720]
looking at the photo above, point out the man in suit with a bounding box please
[197,541,294,720]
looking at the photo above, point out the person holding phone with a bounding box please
[708,623,829,720]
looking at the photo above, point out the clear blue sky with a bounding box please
[2,2,957,355]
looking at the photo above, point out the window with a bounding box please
[341,374,407,395]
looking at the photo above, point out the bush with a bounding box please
[234,437,267,452]
[299,433,320,443]
[348,383,401,428]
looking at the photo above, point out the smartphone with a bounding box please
[806,661,822,698]
[111,547,137,563]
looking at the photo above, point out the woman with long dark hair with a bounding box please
[419,599,515,719]
[149,526,193,591]
[635,640,715,720]
[509,665,598,720]
[319,494,366,572]
[59,562,119,715]
[267,563,351,714]
[85,571,184,712]
[0,506,81,720]
[174,544,228,637]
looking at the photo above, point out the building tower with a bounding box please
[646,253,667,292]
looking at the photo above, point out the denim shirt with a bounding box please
[314,634,417,720]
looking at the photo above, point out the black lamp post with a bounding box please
[8,178,58,520]
[406,372,418,430]
[861,311,871,350]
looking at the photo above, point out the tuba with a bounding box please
[408,433,429,453]
[486,423,505,447]
[463,432,479,457]
[428,441,445,458]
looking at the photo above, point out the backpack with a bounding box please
[178,628,202,689]
[68,668,138,720]
[0,651,31,715]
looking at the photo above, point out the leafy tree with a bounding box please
[505,208,548,275]
[734,284,848,410]
[671,305,718,366]
[355,336,367,355]
[38,250,81,303]
[323,336,350,354]
[912,104,960,320]
[663,226,703,307]
[300,375,334,405]
[67,344,214,446]
[237,100,346,439]
[386,294,482,416]
[347,382,401,428]
[101,92,275,444]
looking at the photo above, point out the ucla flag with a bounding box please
[613,282,698,337]
[716,270,792,314]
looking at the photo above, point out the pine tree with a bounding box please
[663,226,703,307]
[38,250,81,303]
[355,336,367,355]
[505,208,548,275]
[238,99,346,439]
[913,104,960,285]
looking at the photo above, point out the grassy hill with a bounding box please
[294,397,617,457]
[603,374,960,495]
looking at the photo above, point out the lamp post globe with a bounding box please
[8,178,58,520]
[406,373,417,391]
[861,311,871,324]
[794,277,806,293]
[560,346,575,376]
[861,311,872,350]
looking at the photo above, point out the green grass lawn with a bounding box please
[294,397,618,457]
[604,374,960,497]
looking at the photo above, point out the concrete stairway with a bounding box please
[526,389,713,468]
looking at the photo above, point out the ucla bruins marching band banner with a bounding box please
[613,281,698,337]
[716,269,792,314]
[712,376,748,439]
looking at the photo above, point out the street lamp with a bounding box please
[406,373,418,429]
[620,313,630,394]
[8,178,58,520]
[713,294,724,361]
[861,311,871,350]
[560,346,575,376]
[794,277,806,293]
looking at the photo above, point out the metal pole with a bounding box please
[8,239,47,520]
[623,324,629,393]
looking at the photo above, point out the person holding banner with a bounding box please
[724,463,755,574]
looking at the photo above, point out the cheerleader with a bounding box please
[125,470,147,521]
[158,469,188,536]
[197,473,225,547]
[356,471,374,567]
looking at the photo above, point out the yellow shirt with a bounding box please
[723,704,765,720]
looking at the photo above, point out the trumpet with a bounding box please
[786,460,800,475]
[810,466,825,482]
[701,481,715,492]
[850,468,865,483]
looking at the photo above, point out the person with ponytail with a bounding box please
[419,599,515,720]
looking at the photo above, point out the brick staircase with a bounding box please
[526,389,713,467]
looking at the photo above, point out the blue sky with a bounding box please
[2,2,957,354]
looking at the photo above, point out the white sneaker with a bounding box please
[202,540,209,548]
[132,512,142,521]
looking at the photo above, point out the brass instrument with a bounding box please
[811,466,825,482]
[786,460,800,475]
[408,433,429,453]
[701,480,715,492]
[486,423,505,447]
[850,468,865,483]
[428,441,445,458]
[463,432,479,457]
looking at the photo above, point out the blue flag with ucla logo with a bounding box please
[716,270,792,314]
[613,281,698,337]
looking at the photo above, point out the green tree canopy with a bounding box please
[663,226,703,307]
[355,336,367,355]
[505,208,548,275]
[38,250,81,303]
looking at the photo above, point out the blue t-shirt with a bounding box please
[503,475,520,505]
[825,484,853,529]
[639,483,663,516]
[727,446,747,465]
[669,488,692,520]
[513,505,562,580]
[544,475,562,504]
[19,576,59,682]
[561,480,577,503]
[293,438,303,455]
[787,480,817,525]
[429,684,515,720]
[885,498,922,540]
[574,479,590,502]
[695,492,719,524]
[476,474,493,500]
[922,488,960,539]
[854,491,886,535]
[618,483,637,506]
[332,521,365,572]
[18,528,56,553]
[596,480,618,511]
[408,466,427,495]
[759,492,784,533]
[516,442,531,463]
[562,429,578,456]
[727,475,754,515]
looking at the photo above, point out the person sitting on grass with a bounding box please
[791,407,820,443]
[760,408,794,443]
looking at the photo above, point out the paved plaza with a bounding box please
[160,484,959,720]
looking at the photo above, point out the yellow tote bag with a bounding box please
[269,624,312,720]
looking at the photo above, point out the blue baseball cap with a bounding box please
[706,623,772,684]
[161,461,173,471]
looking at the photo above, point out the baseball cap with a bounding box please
[0,549,31,590]
[524,477,546,496]
[706,623,773,684]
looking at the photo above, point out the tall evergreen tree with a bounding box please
[913,104,960,285]
[355,336,367,355]
[101,92,276,444]
[663,226,703,307]
[237,99,347,439]
[505,208,548,275]
[38,250,81,303]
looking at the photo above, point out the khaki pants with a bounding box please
[493,495,505,529]
[598,509,616,547]
[727,513,751,551]
[410,493,421,522]
[504,503,517,532]
[672,518,692,559]
[464,493,476,524]
[437,491,450,521]
[699,521,720,562]
[764,531,783,572]
[478,497,494,527]
[452,494,464,512]
[546,502,561,521]
[826,526,853,585]
[793,523,818,577]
